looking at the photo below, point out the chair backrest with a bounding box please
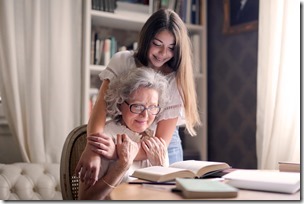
[60,124,87,200]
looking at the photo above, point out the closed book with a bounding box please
[223,169,300,194]
[130,160,231,182]
[175,178,238,199]
[278,161,300,173]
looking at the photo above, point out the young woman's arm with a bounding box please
[87,79,110,133]
[75,80,110,186]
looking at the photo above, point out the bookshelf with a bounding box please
[81,0,207,160]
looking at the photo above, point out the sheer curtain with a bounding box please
[256,0,300,169]
[0,0,82,163]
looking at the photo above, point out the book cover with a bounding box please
[223,169,300,194]
[278,161,300,173]
[175,178,238,198]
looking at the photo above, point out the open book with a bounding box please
[130,160,231,182]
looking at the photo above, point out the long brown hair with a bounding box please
[134,9,201,135]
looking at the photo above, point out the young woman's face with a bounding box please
[121,87,159,133]
[148,29,175,69]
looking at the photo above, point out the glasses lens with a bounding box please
[130,104,160,115]
[131,104,144,113]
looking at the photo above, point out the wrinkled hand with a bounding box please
[115,134,140,169]
[87,133,117,160]
[142,137,168,166]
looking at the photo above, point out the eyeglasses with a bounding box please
[124,101,161,115]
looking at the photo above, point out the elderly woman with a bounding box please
[78,67,169,200]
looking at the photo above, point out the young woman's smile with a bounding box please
[148,30,175,70]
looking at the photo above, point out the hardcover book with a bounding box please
[130,160,231,182]
[175,178,238,199]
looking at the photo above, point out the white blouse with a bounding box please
[99,50,186,132]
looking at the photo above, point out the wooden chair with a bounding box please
[60,124,87,200]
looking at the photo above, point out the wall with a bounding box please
[207,0,258,169]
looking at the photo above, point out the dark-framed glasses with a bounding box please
[124,101,161,115]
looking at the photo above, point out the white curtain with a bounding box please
[256,0,300,169]
[0,0,82,163]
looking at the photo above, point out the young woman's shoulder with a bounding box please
[99,50,136,81]
[108,50,135,67]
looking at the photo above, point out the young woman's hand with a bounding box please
[87,134,117,160]
[142,137,168,167]
[74,140,101,186]
[75,132,113,186]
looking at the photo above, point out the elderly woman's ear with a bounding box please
[117,103,122,114]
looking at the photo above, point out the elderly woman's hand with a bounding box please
[141,137,168,167]
[115,133,140,170]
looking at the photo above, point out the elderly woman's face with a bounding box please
[121,87,159,133]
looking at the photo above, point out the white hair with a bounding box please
[105,67,169,122]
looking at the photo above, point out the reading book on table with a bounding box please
[223,169,300,194]
[130,160,230,182]
[175,178,238,199]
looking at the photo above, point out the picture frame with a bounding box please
[223,0,259,35]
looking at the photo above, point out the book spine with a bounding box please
[103,38,111,66]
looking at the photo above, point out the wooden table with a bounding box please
[109,182,301,200]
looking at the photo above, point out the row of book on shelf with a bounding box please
[91,0,117,12]
[154,0,201,25]
[92,0,201,25]
[91,31,138,66]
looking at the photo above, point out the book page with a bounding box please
[131,166,195,182]
[136,166,189,176]
[170,160,228,176]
